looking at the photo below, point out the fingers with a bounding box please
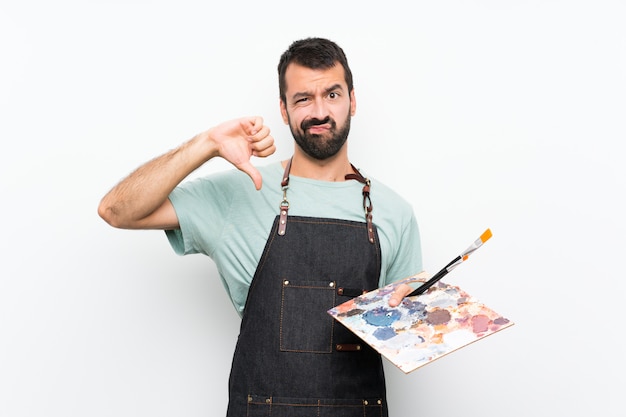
[388,283,414,307]
[246,120,269,141]
[251,135,276,157]
[246,130,275,188]
[244,115,265,136]
[247,121,276,158]
[216,116,275,190]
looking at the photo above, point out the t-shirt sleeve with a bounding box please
[165,227,186,255]
[163,172,238,257]
[383,211,423,286]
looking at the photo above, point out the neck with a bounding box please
[283,150,352,182]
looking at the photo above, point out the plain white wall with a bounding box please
[2,1,625,416]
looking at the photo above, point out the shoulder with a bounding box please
[367,175,414,215]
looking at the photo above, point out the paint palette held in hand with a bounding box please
[327,272,514,374]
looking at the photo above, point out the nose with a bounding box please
[310,99,329,120]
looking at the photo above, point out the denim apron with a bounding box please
[226,159,388,417]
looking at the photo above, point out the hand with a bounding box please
[387,283,414,307]
[205,116,276,189]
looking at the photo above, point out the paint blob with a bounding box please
[327,273,514,373]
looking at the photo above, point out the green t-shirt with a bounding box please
[166,161,422,316]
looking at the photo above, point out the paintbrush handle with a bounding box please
[405,229,492,299]
[407,256,460,297]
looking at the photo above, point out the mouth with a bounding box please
[302,117,334,135]
[306,124,331,134]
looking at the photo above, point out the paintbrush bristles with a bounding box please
[480,228,492,243]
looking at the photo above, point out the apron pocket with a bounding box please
[280,279,336,353]
[247,395,384,417]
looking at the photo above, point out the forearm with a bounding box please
[99,116,274,229]
[98,133,216,229]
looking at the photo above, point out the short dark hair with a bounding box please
[277,37,354,103]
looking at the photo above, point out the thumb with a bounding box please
[388,283,413,307]
[238,160,263,190]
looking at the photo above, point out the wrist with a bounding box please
[189,130,220,160]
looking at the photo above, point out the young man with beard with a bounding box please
[98,37,422,416]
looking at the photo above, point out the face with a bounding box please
[280,63,356,160]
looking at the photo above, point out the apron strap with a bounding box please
[278,158,293,236]
[345,164,375,244]
[279,158,375,244]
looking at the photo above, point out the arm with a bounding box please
[97,116,275,230]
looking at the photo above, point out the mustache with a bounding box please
[301,117,333,130]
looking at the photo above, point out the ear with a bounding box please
[280,99,289,124]
[350,89,357,116]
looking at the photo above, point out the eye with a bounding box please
[328,92,338,99]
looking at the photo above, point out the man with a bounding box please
[99,37,422,416]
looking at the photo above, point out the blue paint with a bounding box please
[363,307,401,327]
[373,327,397,341]
[400,299,427,318]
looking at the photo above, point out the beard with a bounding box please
[288,114,351,160]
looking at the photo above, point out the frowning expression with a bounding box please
[280,63,356,160]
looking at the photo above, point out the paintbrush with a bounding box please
[407,228,493,297]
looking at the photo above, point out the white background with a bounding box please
[2,1,625,416]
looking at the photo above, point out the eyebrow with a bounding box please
[290,83,344,101]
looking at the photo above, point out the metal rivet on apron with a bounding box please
[247,395,252,403]
[329,282,335,288]
[284,280,289,285]
[265,398,271,404]
[377,399,382,405]
[363,400,369,405]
